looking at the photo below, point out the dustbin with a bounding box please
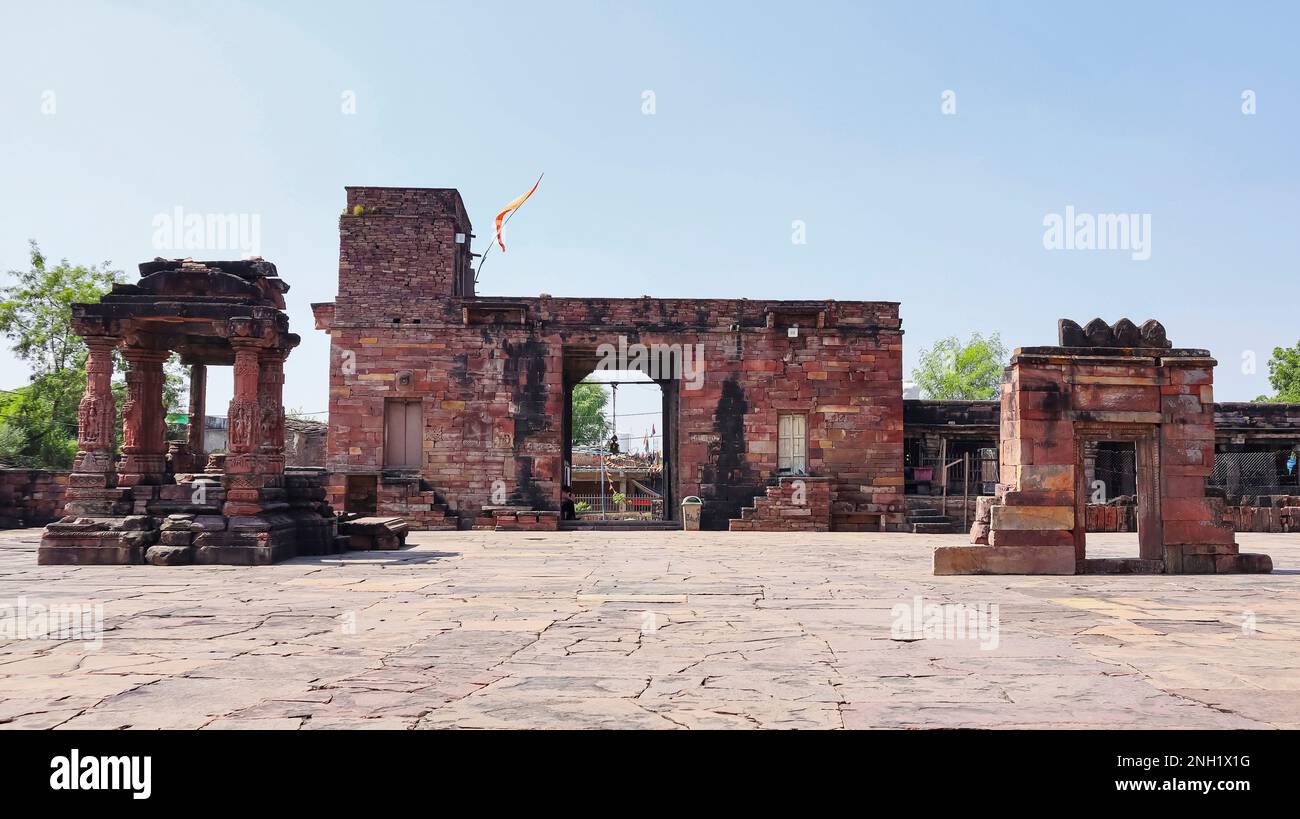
[680,496,703,531]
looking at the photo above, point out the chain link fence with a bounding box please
[1093,446,1136,499]
[1210,450,1298,495]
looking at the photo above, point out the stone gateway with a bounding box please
[935,319,1273,575]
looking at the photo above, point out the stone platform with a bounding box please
[39,470,339,566]
[1,530,1297,730]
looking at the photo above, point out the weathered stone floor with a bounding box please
[0,528,1296,729]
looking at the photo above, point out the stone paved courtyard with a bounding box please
[0,528,1297,729]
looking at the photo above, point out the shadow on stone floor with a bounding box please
[278,548,462,567]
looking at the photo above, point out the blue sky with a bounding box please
[2,0,1296,443]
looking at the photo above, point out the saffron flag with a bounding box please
[494,174,543,252]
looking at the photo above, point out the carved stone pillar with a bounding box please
[68,336,118,490]
[258,348,287,484]
[187,363,207,459]
[223,337,266,517]
[118,348,169,486]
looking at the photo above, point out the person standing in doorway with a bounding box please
[561,485,577,521]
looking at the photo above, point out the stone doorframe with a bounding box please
[560,346,676,522]
[1072,423,1161,564]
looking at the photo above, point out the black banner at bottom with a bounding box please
[0,728,1284,807]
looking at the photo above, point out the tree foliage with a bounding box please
[912,333,1009,400]
[1254,340,1300,403]
[0,241,121,377]
[0,242,189,468]
[0,242,122,467]
[571,382,610,447]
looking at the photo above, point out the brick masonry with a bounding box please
[313,187,904,531]
[729,476,832,532]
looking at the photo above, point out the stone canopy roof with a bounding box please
[71,257,298,365]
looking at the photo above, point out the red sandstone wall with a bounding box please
[284,426,327,468]
[337,186,473,313]
[317,302,904,530]
[317,187,904,530]
[0,469,69,529]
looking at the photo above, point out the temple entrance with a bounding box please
[561,346,677,528]
[1076,431,1159,564]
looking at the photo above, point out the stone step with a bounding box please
[559,520,679,531]
[912,521,959,534]
[832,512,886,532]
[1080,558,1165,574]
[419,519,460,531]
[907,509,948,520]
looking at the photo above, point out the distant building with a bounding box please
[199,415,326,468]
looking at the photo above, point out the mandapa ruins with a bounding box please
[38,259,338,565]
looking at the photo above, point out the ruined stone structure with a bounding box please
[903,397,1300,533]
[0,469,68,529]
[935,319,1274,575]
[729,475,832,532]
[313,187,905,531]
[39,259,338,565]
[284,417,328,467]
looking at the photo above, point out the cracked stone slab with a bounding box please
[0,529,1296,729]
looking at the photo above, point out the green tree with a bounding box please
[1254,341,1300,402]
[912,333,1008,400]
[0,242,190,468]
[571,382,610,447]
[0,242,122,467]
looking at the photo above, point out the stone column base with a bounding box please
[38,516,157,565]
[1163,543,1273,574]
[39,510,340,566]
[119,453,169,486]
[60,487,133,517]
[935,542,1274,575]
[934,544,1077,575]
